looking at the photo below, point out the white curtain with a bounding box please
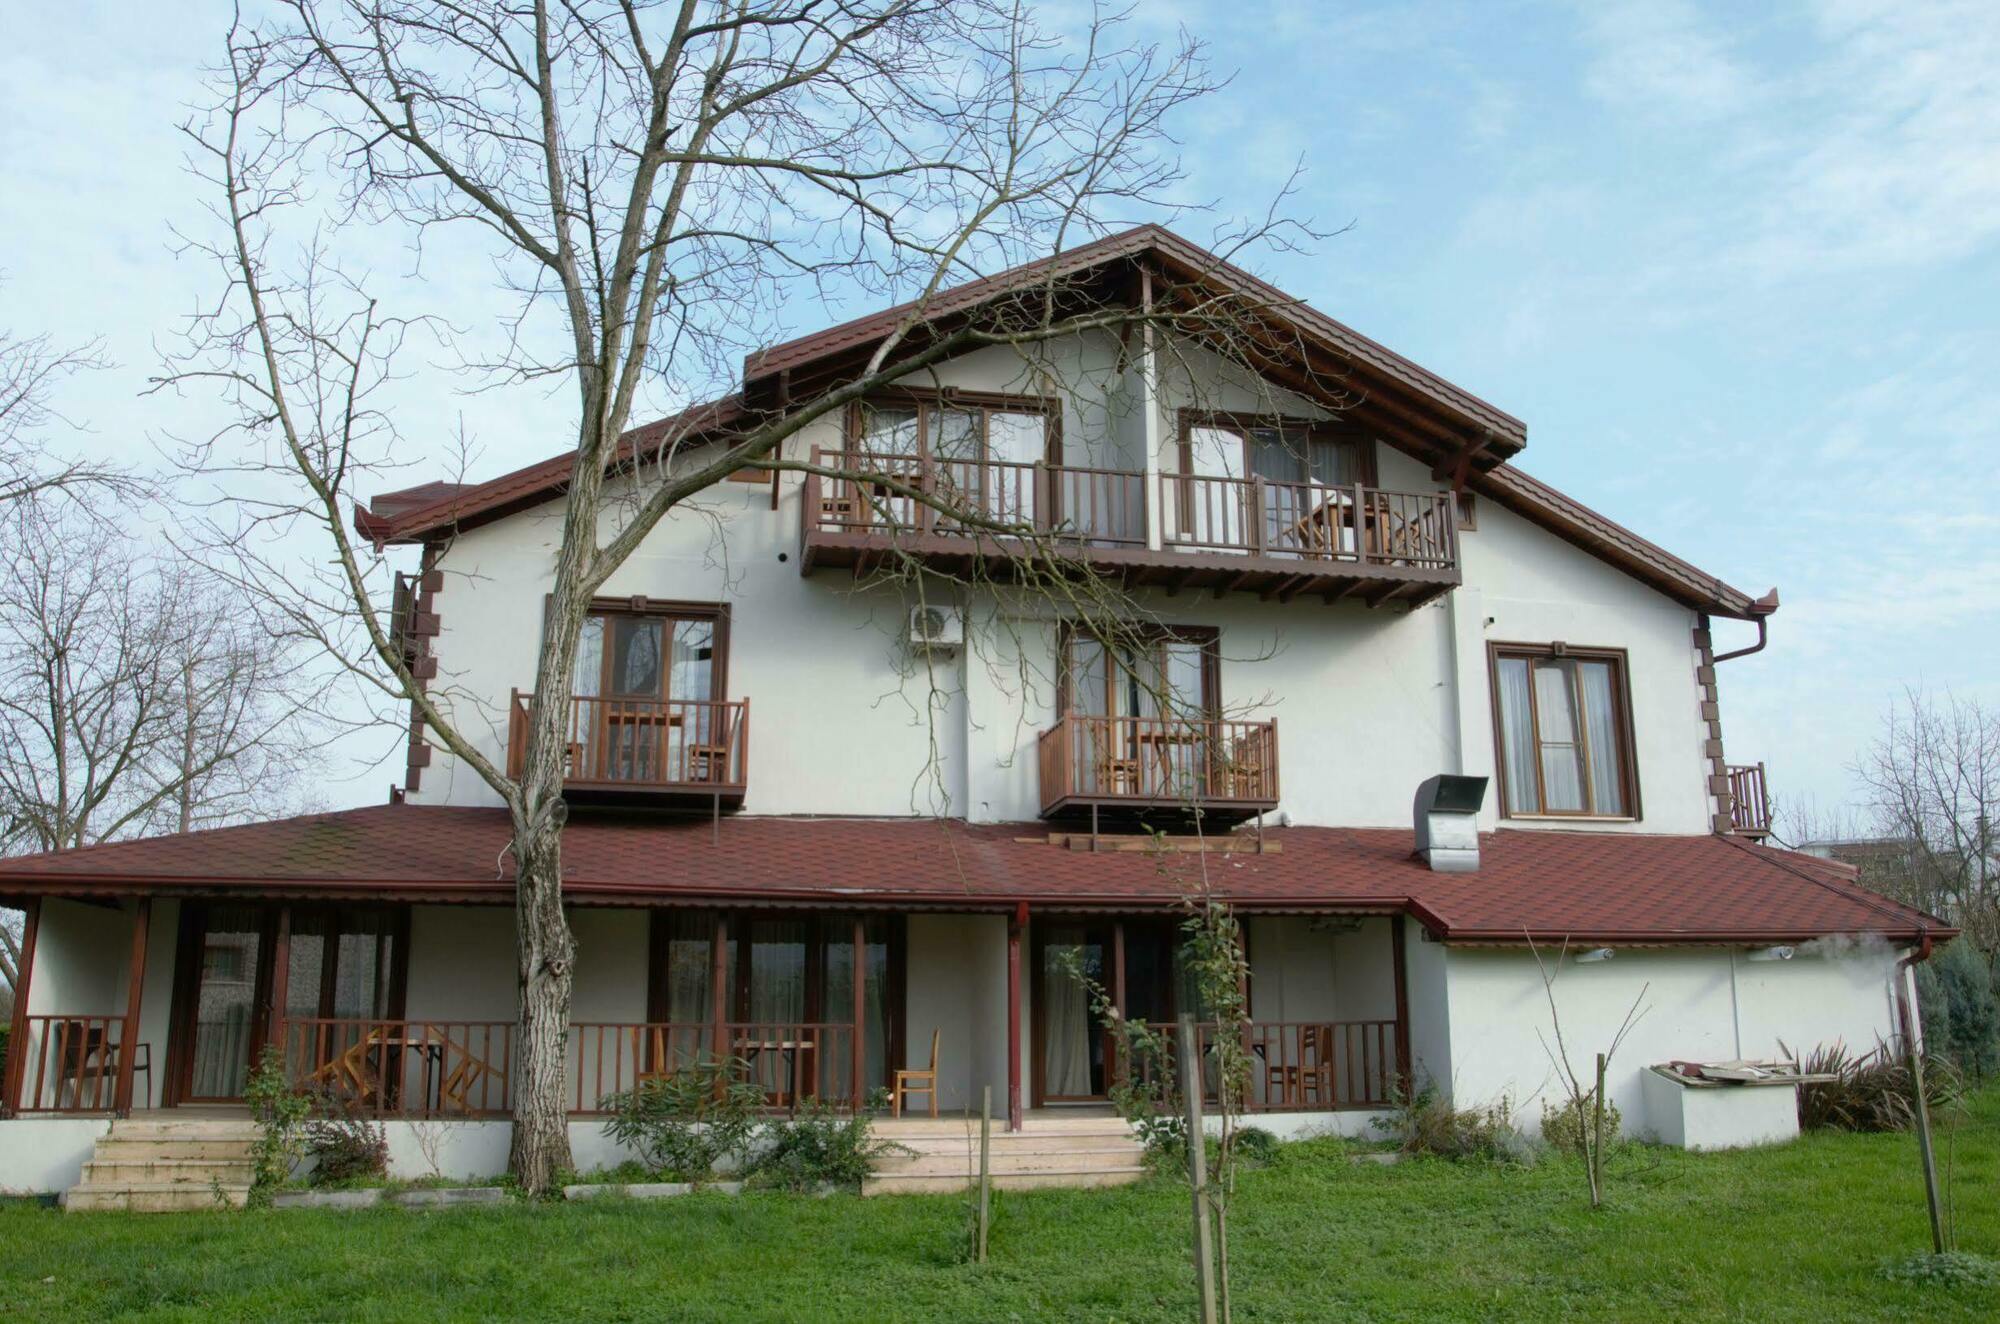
[1495,657,1540,814]
[1577,661,1625,814]
[1533,662,1586,812]
[1043,934,1092,1097]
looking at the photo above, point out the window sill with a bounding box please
[1501,815,1639,825]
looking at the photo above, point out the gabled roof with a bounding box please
[355,226,1774,620]
[0,806,1944,946]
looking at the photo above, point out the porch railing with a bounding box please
[1727,762,1772,838]
[507,693,749,794]
[7,1015,133,1115]
[280,1018,514,1118]
[1037,713,1279,812]
[1129,1019,1402,1112]
[805,446,1457,569]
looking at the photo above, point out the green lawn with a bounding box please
[3,1094,1998,1323]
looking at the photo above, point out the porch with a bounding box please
[4,897,1410,1134]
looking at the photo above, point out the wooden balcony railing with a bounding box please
[1727,762,1772,838]
[507,692,748,796]
[1128,1019,1403,1112]
[1163,474,1457,568]
[6,1015,135,1115]
[1037,713,1279,816]
[280,1018,514,1118]
[803,445,1456,568]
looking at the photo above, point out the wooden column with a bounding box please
[850,916,866,1111]
[1007,904,1026,1131]
[3,898,41,1115]
[1391,913,1412,1094]
[266,905,291,1055]
[115,897,151,1115]
[710,913,729,1062]
[1110,921,1127,1088]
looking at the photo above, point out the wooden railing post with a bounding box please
[851,915,866,1112]
[711,914,729,1066]
[114,897,151,1115]
[1250,476,1267,556]
[1353,483,1371,565]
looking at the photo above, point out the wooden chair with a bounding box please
[311,1025,394,1108]
[893,1028,940,1118]
[1266,1025,1334,1108]
[430,1027,504,1114]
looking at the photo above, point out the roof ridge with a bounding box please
[1715,831,1938,935]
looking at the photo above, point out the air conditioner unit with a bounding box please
[908,604,964,652]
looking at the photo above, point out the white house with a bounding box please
[0,227,1948,1198]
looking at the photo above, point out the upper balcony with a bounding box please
[1727,762,1771,840]
[1037,712,1279,826]
[798,447,1461,607]
[507,692,749,809]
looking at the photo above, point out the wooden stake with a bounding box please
[1905,1024,1947,1254]
[1179,1014,1219,1324]
[1590,1052,1607,1209]
[977,1086,992,1264]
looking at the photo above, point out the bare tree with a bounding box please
[1528,935,1648,1210]
[161,0,1312,1192]
[1856,688,1999,955]
[0,324,143,510]
[0,503,319,855]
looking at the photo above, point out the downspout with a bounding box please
[1892,927,1937,1053]
[1713,592,1778,664]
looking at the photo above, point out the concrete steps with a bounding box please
[863,1119,1147,1196]
[63,1117,258,1213]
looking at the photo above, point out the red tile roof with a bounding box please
[0,806,1945,945]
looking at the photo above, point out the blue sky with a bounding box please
[2,1,1995,821]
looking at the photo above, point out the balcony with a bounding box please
[1037,712,1279,825]
[799,447,1460,607]
[1727,762,1771,839]
[507,692,749,808]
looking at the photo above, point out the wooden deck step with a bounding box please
[62,1181,251,1213]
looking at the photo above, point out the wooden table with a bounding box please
[732,1036,819,1106]
[1287,491,1382,559]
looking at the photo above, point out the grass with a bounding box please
[2,1091,1997,1322]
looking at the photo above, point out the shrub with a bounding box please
[243,1047,310,1204]
[1540,1090,1622,1155]
[1916,940,2000,1082]
[750,1090,906,1192]
[1877,1252,2000,1289]
[1372,1081,1521,1161]
[601,1056,765,1182]
[304,1097,390,1187]
[1790,1039,1963,1132]
[1233,1126,1280,1166]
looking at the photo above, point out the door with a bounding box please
[1034,919,1189,1105]
[1063,630,1218,799]
[720,915,894,1104]
[167,903,406,1105]
[174,903,273,1102]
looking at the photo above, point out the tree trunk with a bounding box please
[507,814,576,1194]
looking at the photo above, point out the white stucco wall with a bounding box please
[402,332,1719,833]
[1437,942,1904,1142]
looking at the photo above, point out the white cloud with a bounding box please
[1576,0,1759,125]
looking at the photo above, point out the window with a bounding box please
[850,392,1057,525]
[1060,625,1218,722]
[1490,645,1636,818]
[1177,412,1376,551]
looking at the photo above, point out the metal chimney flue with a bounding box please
[1414,774,1488,873]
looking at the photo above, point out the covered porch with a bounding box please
[4,894,1411,1133]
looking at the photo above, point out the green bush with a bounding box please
[1790,1039,1963,1132]
[750,1091,905,1192]
[1916,940,2000,1081]
[1540,1090,1622,1155]
[1372,1081,1522,1162]
[243,1048,310,1204]
[1233,1126,1280,1165]
[601,1056,764,1182]
[304,1096,390,1187]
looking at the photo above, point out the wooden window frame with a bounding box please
[557,597,732,704]
[845,387,1064,466]
[1175,410,1379,488]
[1486,642,1642,821]
[1055,621,1221,720]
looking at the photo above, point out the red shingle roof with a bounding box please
[0,806,1944,944]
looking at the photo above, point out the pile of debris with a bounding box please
[1649,1058,1839,1088]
